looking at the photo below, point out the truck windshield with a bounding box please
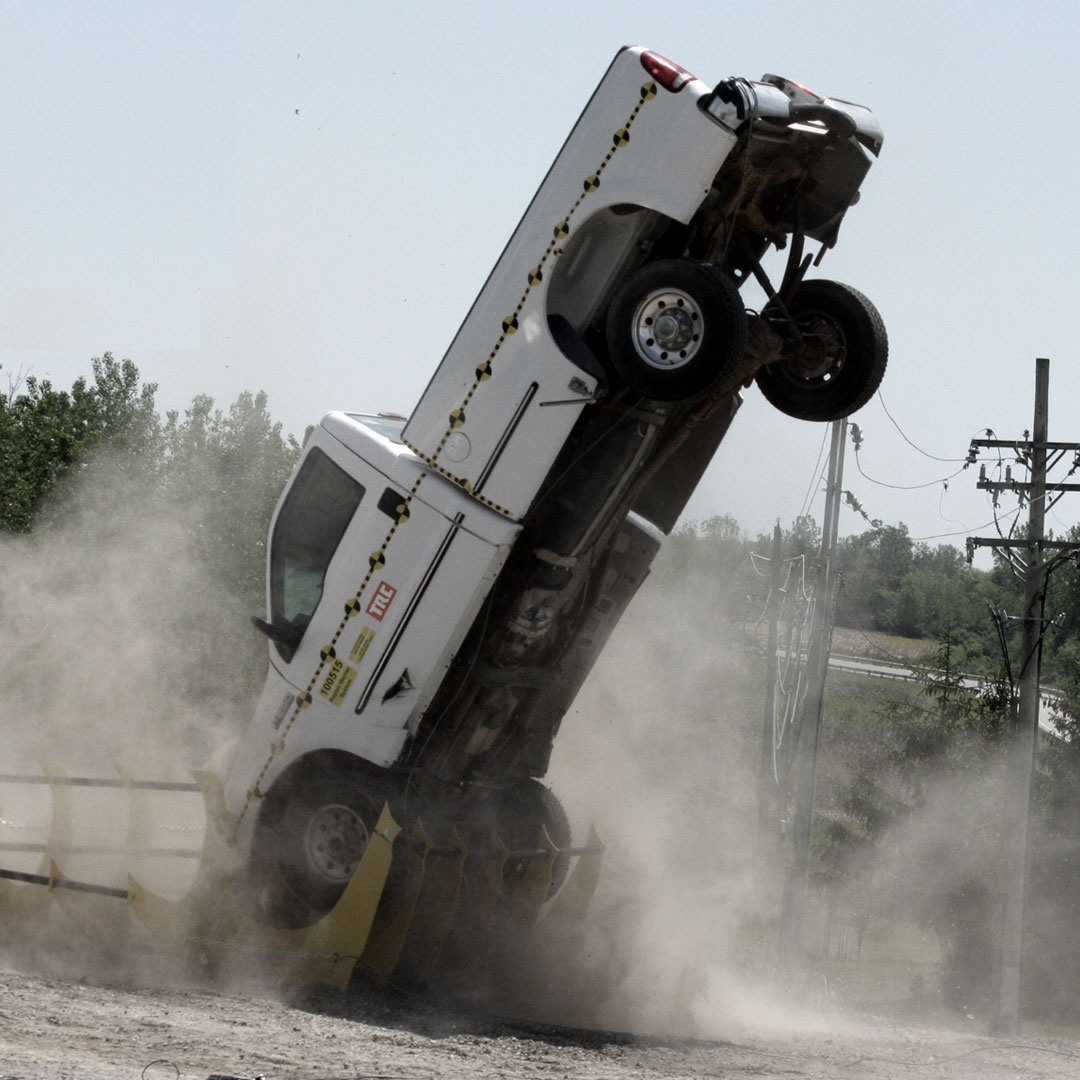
[269,448,365,655]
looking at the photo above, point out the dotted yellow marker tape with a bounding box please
[402,80,658,503]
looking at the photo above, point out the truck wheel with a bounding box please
[499,779,572,898]
[755,280,887,421]
[250,759,387,928]
[605,258,748,402]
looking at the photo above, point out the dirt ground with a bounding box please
[3,960,1080,1080]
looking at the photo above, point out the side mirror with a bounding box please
[250,614,303,652]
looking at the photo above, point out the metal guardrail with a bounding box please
[0,775,200,791]
[826,654,1065,731]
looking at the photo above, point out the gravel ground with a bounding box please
[3,961,1080,1080]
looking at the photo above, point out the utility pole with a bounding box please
[778,418,846,970]
[759,522,784,849]
[966,358,1080,1034]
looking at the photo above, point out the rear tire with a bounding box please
[498,779,572,897]
[755,279,887,421]
[605,258,748,402]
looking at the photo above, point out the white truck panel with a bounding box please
[402,46,736,521]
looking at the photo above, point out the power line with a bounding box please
[911,518,1019,544]
[809,400,1075,556]
[853,450,967,491]
[841,417,983,543]
[876,390,968,463]
[843,412,1070,550]
[798,425,830,520]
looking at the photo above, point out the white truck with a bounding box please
[224,47,887,925]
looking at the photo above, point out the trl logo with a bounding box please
[365,580,398,622]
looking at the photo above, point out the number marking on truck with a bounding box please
[319,658,358,707]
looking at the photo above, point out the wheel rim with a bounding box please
[631,287,703,370]
[304,803,369,883]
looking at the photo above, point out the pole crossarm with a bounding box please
[976,481,1080,494]
[970,439,1080,452]
[967,538,1080,552]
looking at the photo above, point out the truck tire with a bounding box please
[755,280,887,421]
[499,779,572,898]
[250,757,387,928]
[605,258,748,402]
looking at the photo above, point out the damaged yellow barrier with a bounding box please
[128,772,400,990]
[0,763,77,927]
[0,766,604,993]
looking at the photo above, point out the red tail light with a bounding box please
[640,50,696,92]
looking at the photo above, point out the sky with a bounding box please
[3,0,1080,561]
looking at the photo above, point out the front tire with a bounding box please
[605,259,748,402]
[249,756,387,928]
[755,280,887,421]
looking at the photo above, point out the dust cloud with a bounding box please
[1,449,1071,1039]
[0,447,259,970]
[541,550,796,1039]
[538,542,1023,1040]
[0,448,257,773]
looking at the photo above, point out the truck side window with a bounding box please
[269,448,365,657]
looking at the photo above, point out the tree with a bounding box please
[160,390,301,607]
[1,353,300,610]
[0,356,305,755]
[0,354,159,532]
[777,513,821,560]
[656,513,756,618]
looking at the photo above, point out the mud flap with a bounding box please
[360,819,433,977]
[385,825,473,985]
